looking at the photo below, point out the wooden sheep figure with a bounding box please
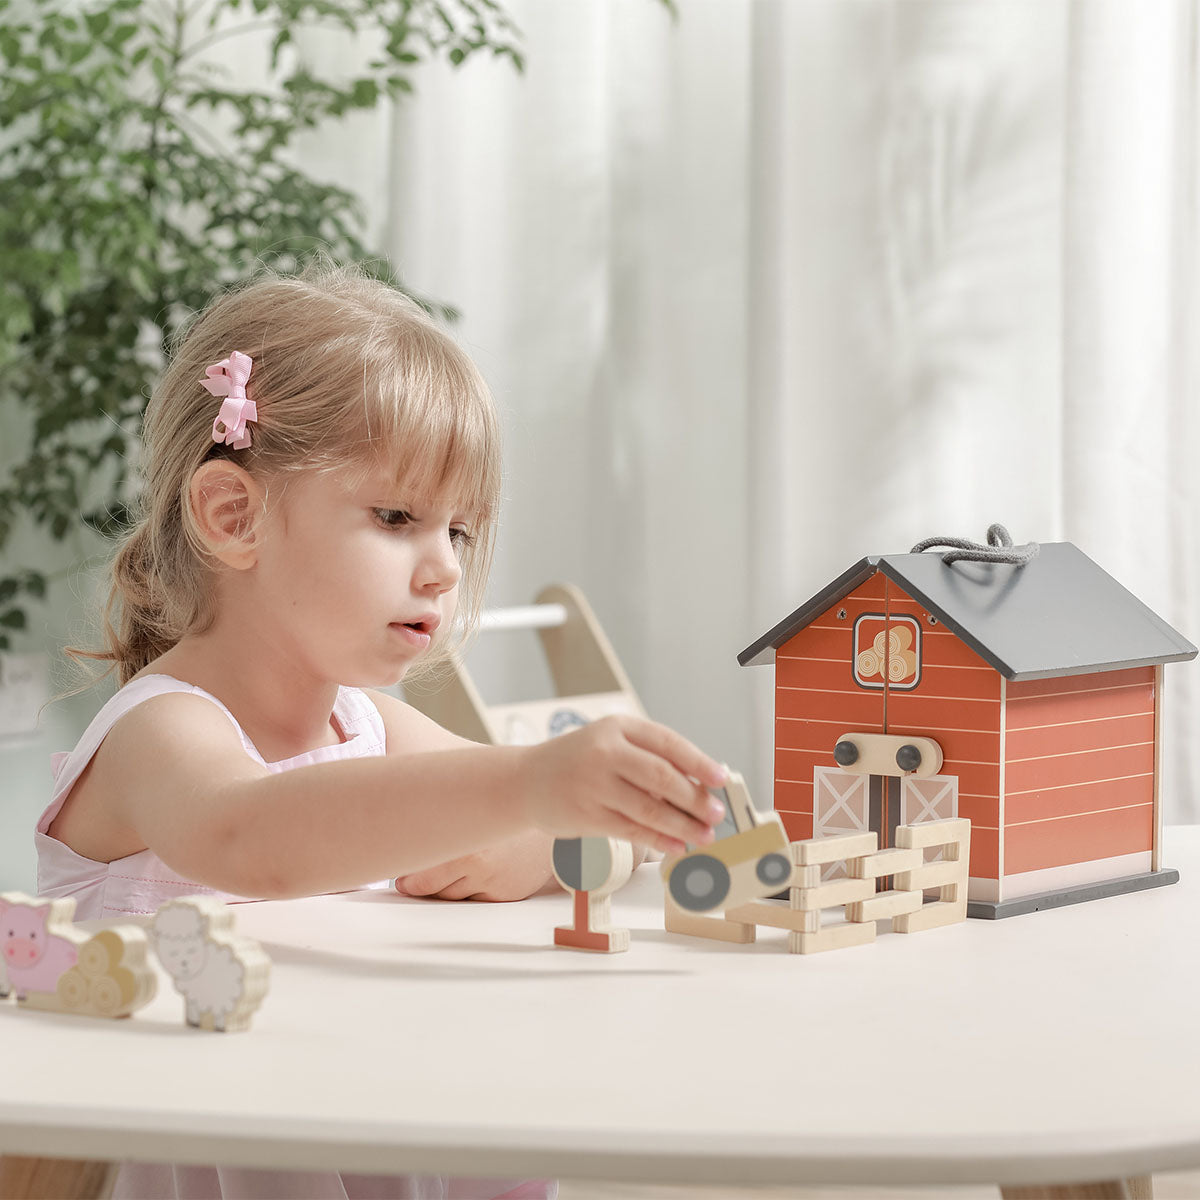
[150,898,270,1032]
[0,892,156,1018]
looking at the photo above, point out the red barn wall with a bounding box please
[774,572,888,843]
[773,573,1003,882]
[1004,667,1156,875]
[884,582,1003,881]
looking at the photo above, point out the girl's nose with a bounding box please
[417,531,462,594]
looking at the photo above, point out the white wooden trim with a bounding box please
[1001,851,1153,900]
[998,674,1007,900]
[1153,664,1163,872]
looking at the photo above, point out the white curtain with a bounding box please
[297,0,1200,820]
[1062,0,1200,818]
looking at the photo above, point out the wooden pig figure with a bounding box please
[0,892,157,1018]
[0,893,80,1003]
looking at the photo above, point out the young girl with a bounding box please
[37,262,727,1200]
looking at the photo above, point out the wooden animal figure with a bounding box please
[551,837,634,952]
[150,897,270,1032]
[738,526,1197,918]
[0,892,156,1018]
[0,893,79,1004]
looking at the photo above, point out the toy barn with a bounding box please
[738,538,1197,917]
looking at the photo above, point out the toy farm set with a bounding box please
[411,530,1194,954]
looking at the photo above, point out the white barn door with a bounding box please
[900,775,959,863]
[812,766,871,880]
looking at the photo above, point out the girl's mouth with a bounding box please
[391,621,433,648]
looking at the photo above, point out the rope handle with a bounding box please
[911,523,1039,566]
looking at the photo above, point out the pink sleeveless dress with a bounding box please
[36,674,555,1200]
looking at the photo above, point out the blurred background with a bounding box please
[2,0,1198,892]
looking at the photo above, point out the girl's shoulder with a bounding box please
[45,677,259,865]
[361,687,475,755]
[105,673,256,759]
[64,674,252,781]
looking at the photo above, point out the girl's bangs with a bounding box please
[361,348,500,525]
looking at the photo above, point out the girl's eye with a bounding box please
[373,508,412,530]
[450,527,476,551]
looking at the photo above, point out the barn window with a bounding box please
[852,614,921,691]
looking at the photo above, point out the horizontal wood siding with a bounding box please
[1004,668,1155,873]
[774,572,887,839]
[885,584,1002,879]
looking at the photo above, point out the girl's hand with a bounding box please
[394,829,557,902]
[519,715,728,856]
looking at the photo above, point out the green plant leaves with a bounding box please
[0,572,44,650]
[0,0,525,643]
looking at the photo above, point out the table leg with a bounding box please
[1000,1177,1151,1200]
[0,1155,117,1200]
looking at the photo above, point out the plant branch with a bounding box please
[178,18,280,63]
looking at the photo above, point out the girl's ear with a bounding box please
[188,461,268,569]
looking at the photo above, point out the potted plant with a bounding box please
[0,0,523,647]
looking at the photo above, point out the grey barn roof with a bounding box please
[737,542,1197,681]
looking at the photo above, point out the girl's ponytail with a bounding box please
[67,516,212,686]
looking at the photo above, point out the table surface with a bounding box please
[3,828,1200,1189]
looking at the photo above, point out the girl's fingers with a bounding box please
[600,808,690,858]
[395,861,467,896]
[617,742,727,832]
[432,878,479,901]
[606,771,720,852]
[619,718,728,790]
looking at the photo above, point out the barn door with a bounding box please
[900,775,959,863]
[813,766,871,879]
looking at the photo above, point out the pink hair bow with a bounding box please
[201,350,258,450]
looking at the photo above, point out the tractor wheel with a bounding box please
[668,855,730,912]
[756,852,792,889]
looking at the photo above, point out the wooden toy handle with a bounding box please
[478,603,568,632]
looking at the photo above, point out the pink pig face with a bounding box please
[1,902,50,969]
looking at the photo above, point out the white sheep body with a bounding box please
[180,941,244,1029]
[151,899,268,1032]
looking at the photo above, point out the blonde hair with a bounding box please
[73,261,501,686]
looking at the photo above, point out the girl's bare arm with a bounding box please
[98,693,725,899]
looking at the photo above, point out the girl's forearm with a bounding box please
[201,745,532,898]
[159,713,723,899]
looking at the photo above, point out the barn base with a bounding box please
[967,868,1180,919]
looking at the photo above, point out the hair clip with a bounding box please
[201,351,257,450]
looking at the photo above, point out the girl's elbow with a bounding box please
[217,843,307,900]
[189,821,301,900]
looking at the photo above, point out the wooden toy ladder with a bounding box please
[404,583,645,745]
